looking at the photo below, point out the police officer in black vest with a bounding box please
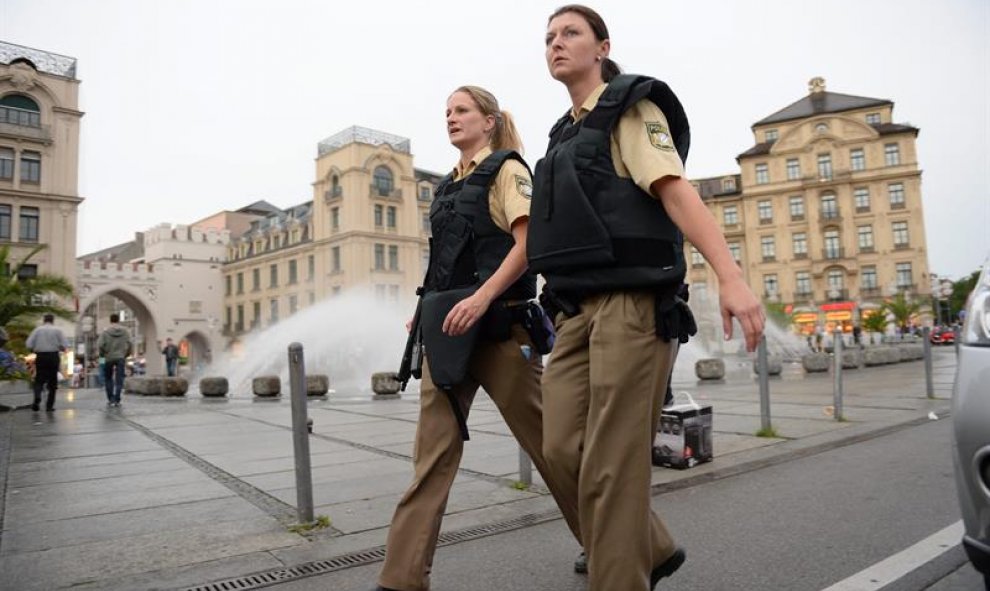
[376,86,580,591]
[532,6,765,590]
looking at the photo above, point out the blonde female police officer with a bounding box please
[375,86,580,591]
[530,5,766,591]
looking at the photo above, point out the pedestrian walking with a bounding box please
[375,85,580,591]
[25,314,68,412]
[529,6,764,590]
[162,338,179,377]
[97,313,132,407]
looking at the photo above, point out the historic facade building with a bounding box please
[221,127,442,337]
[0,41,83,302]
[687,77,930,334]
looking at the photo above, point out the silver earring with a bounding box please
[596,56,602,61]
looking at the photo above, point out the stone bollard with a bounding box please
[306,374,330,397]
[752,355,783,376]
[127,377,163,395]
[801,352,830,373]
[695,358,725,381]
[123,377,138,393]
[841,349,862,369]
[199,377,229,398]
[253,376,281,398]
[161,377,189,397]
[371,372,401,400]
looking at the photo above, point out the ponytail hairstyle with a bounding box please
[548,4,622,82]
[453,85,524,153]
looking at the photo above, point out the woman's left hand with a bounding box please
[443,291,493,336]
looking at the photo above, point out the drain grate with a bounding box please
[179,508,562,591]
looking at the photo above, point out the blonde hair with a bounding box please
[453,85,524,154]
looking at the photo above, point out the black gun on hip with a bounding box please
[397,296,424,392]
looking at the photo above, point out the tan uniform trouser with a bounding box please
[542,291,679,591]
[378,324,581,591]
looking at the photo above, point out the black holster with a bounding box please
[655,292,697,344]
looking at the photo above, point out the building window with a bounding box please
[892,221,909,247]
[236,272,244,294]
[854,187,870,212]
[827,269,845,293]
[309,291,315,304]
[815,122,829,134]
[857,225,874,251]
[288,259,298,284]
[817,153,832,181]
[388,284,400,302]
[253,301,261,327]
[225,275,231,296]
[723,205,738,226]
[792,232,807,257]
[884,143,900,166]
[289,294,298,314]
[861,266,878,289]
[251,268,260,291]
[0,94,41,127]
[789,196,805,220]
[757,200,773,224]
[786,158,800,181]
[0,148,13,179]
[888,183,905,208]
[0,204,10,240]
[896,262,913,288]
[850,148,865,171]
[20,151,40,183]
[866,112,881,125]
[269,264,278,287]
[795,271,811,296]
[225,306,232,331]
[388,245,399,271]
[422,248,430,275]
[375,284,386,301]
[387,206,397,229]
[18,206,39,242]
[690,247,704,267]
[332,246,341,272]
[728,242,741,264]
[331,207,340,231]
[422,212,431,234]
[270,298,279,323]
[722,177,736,192]
[760,236,776,261]
[755,163,769,185]
[764,129,778,142]
[763,274,779,297]
[374,243,385,270]
[330,174,341,198]
[820,193,838,219]
[307,255,315,281]
[419,185,432,201]
[236,305,244,331]
[374,204,384,227]
[373,166,394,196]
[824,229,841,259]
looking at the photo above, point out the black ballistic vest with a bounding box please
[424,149,536,301]
[527,74,691,294]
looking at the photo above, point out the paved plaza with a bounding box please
[0,350,957,590]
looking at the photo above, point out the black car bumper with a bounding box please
[964,534,990,575]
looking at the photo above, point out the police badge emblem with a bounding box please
[514,174,533,198]
[646,122,674,151]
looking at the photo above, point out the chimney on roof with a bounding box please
[809,77,826,94]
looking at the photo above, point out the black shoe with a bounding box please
[373,586,400,591]
[31,404,39,411]
[45,407,54,412]
[574,551,587,574]
[650,547,685,589]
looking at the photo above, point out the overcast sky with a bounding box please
[2,0,987,280]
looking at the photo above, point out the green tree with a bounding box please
[0,245,76,354]
[884,292,921,333]
[764,301,795,331]
[861,306,890,344]
[948,270,980,321]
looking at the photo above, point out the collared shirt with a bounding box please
[571,83,685,197]
[26,324,69,353]
[453,145,533,234]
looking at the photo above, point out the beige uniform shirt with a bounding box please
[453,146,533,233]
[571,83,685,196]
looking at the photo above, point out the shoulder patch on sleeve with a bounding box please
[514,174,533,198]
[645,121,675,151]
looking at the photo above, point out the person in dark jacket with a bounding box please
[162,338,179,377]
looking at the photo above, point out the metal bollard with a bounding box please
[288,343,314,524]
[757,335,771,432]
[518,446,532,487]
[832,329,843,421]
[922,327,934,399]
[954,326,961,355]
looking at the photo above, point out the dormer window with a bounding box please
[814,122,829,134]
[722,178,736,192]
[0,94,41,128]
[764,129,778,142]
[373,166,394,196]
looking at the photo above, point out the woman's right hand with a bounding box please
[719,277,765,352]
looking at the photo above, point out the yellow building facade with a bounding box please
[687,78,930,333]
[221,127,441,336]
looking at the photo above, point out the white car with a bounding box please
[952,256,990,584]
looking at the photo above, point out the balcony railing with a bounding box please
[794,290,814,299]
[894,242,911,250]
[0,120,52,142]
[324,186,343,200]
[860,287,882,298]
[370,185,403,200]
[855,206,871,214]
[762,255,776,263]
[859,245,875,254]
[759,217,773,225]
[825,288,849,301]
[822,247,845,260]
[819,210,841,224]
[890,201,906,210]
[790,214,805,222]
[793,251,808,260]
[896,283,916,293]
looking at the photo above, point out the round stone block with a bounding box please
[841,350,862,369]
[864,347,890,366]
[199,377,229,397]
[695,358,725,380]
[161,377,189,397]
[125,377,163,395]
[253,376,281,398]
[751,355,783,376]
[306,374,330,397]
[372,372,401,398]
[801,352,830,373]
